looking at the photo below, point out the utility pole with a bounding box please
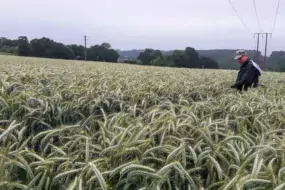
[264,33,270,70]
[254,32,272,70]
[84,35,87,62]
[255,33,260,61]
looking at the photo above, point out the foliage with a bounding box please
[200,56,220,69]
[151,57,166,66]
[197,50,260,70]
[17,36,32,56]
[268,51,285,72]
[168,47,201,68]
[0,46,18,55]
[0,38,19,55]
[138,47,218,69]
[0,37,19,47]
[68,44,85,60]
[123,59,143,65]
[276,59,285,72]
[101,43,111,50]
[0,55,285,189]
[30,37,75,59]
[138,48,163,65]
[0,37,119,63]
[87,45,119,62]
[119,49,285,72]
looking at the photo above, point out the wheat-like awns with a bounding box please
[0,56,285,189]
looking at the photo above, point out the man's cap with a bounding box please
[234,49,247,60]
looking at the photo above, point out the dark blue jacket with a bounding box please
[232,58,261,91]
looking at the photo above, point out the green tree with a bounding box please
[138,49,163,65]
[88,45,103,61]
[88,44,119,62]
[166,47,201,68]
[104,49,120,62]
[68,44,85,60]
[124,59,143,65]
[30,37,74,59]
[30,38,53,57]
[151,57,166,66]
[200,56,220,69]
[276,59,285,72]
[169,50,188,67]
[101,43,111,49]
[52,43,75,59]
[0,46,18,54]
[17,36,32,56]
[0,37,18,47]
[185,47,200,68]
[268,51,285,71]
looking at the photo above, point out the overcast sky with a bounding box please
[0,0,284,53]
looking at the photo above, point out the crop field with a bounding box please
[0,55,285,190]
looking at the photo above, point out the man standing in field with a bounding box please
[231,49,263,91]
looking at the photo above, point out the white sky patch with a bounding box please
[0,0,284,54]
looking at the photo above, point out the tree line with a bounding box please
[120,49,285,72]
[0,36,120,62]
[126,47,219,69]
[0,36,219,69]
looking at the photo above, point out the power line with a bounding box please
[253,0,262,32]
[228,0,252,33]
[253,33,259,60]
[254,32,272,70]
[272,0,281,33]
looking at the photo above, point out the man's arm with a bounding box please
[230,70,245,89]
[235,64,255,89]
[230,70,241,89]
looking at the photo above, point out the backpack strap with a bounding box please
[251,60,263,75]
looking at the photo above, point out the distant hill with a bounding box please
[117,49,266,70]
[197,49,265,70]
[116,49,144,59]
[267,51,285,71]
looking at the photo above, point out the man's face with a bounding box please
[237,55,248,64]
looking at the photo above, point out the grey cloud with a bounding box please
[0,0,284,53]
